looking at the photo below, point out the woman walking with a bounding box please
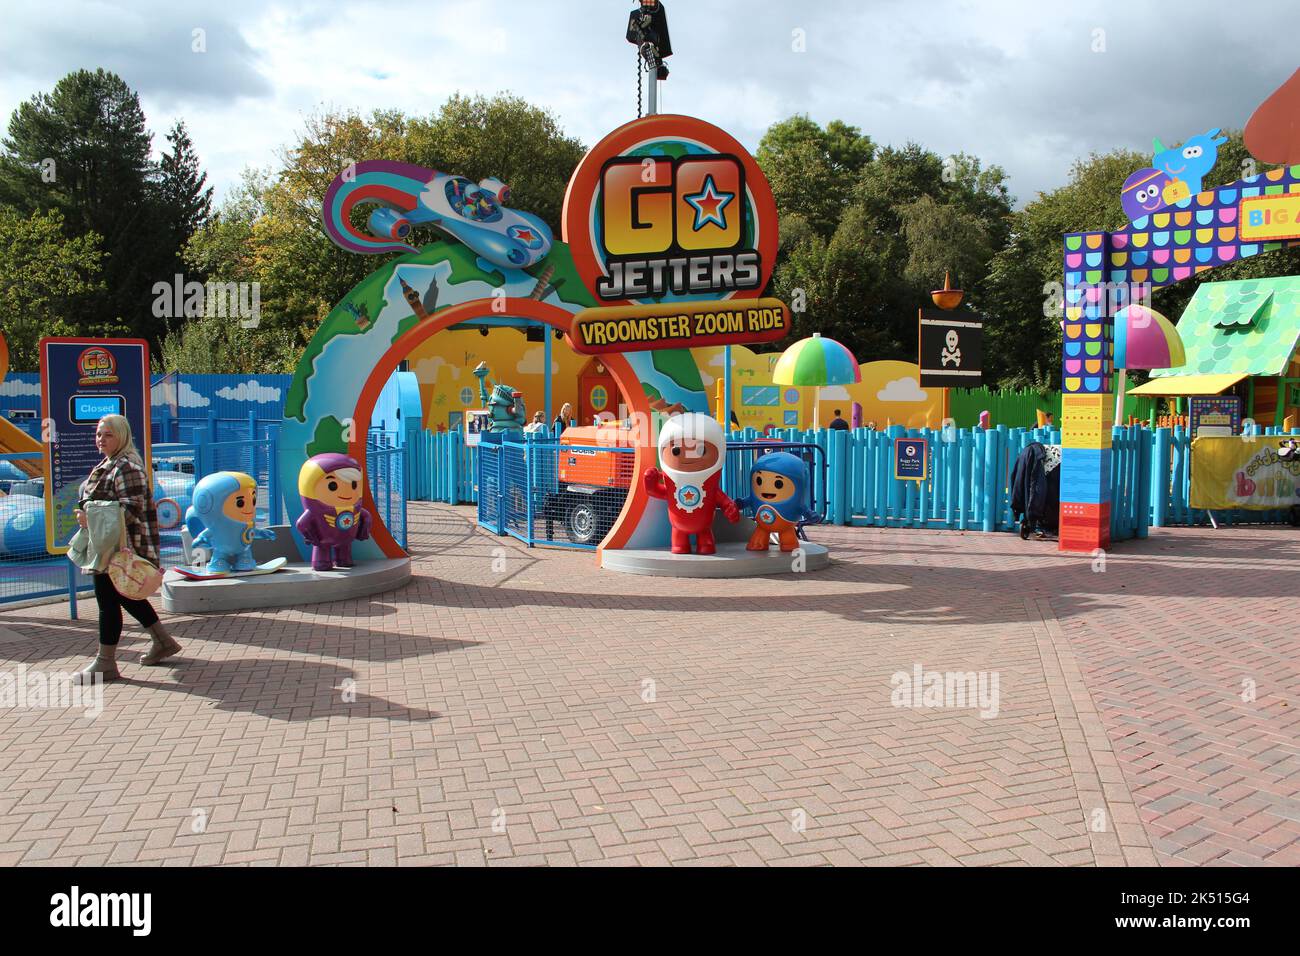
[73,414,180,681]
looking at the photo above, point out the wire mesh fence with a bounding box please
[476,433,634,549]
[366,443,407,551]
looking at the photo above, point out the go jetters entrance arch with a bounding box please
[277,241,714,566]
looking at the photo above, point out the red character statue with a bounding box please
[643,413,739,554]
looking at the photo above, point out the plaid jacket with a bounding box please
[79,454,161,569]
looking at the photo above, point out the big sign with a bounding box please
[562,114,779,308]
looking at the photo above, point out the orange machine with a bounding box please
[548,421,638,545]
[557,422,637,488]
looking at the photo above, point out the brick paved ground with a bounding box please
[0,503,1295,866]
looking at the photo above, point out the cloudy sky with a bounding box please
[2,0,1294,209]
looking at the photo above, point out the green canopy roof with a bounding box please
[1151,276,1300,379]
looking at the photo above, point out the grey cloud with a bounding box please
[1,2,271,106]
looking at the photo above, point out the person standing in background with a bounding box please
[828,410,850,431]
[553,402,573,435]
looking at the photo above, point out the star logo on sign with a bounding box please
[682,489,697,504]
[683,175,734,232]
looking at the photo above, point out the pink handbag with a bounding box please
[107,525,163,600]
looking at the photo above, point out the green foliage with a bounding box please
[757,116,874,238]
[762,121,1011,366]
[0,69,211,353]
[158,317,299,375]
[156,121,213,268]
[0,207,107,370]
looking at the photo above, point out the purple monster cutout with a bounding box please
[1121,168,1174,222]
[296,453,373,571]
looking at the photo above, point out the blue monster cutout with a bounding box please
[1153,128,1228,196]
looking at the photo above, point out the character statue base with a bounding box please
[162,558,411,613]
[600,513,830,577]
[163,524,410,612]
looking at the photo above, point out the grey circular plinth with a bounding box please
[600,540,830,577]
[162,558,412,613]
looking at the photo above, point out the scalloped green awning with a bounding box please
[1151,276,1300,379]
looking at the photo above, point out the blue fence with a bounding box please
[413,421,1299,543]
[367,443,408,551]
[833,425,1062,533]
[410,428,478,504]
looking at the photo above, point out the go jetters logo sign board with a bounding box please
[562,114,786,352]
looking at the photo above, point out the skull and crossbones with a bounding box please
[941,329,961,367]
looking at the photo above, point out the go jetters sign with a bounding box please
[562,114,787,352]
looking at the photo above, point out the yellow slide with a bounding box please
[0,333,44,477]
[0,416,43,478]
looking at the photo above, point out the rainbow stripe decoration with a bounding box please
[772,333,862,386]
[1113,304,1186,370]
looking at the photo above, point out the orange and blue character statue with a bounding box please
[738,452,816,552]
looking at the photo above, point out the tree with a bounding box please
[0,69,154,332]
[898,194,995,293]
[156,120,213,267]
[757,116,874,239]
[979,147,1144,386]
[0,208,107,370]
[765,132,1011,365]
[0,70,214,354]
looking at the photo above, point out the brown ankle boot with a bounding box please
[141,621,182,665]
[73,644,120,683]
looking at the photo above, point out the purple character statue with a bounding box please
[296,453,372,570]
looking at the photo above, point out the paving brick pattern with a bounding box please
[0,503,1293,866]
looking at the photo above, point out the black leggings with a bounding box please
[93,573,159,645]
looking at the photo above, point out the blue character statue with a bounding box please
[473,361,526,431]
[737,452,817,552]
[184,471,276,573]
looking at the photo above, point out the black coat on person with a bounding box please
[1009,442,1060,530]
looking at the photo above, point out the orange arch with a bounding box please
[347,298,654,560]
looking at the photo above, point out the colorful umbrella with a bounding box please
[1113,304,1185,422]
[1114,304,1185,370]
[772,333,861,428]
